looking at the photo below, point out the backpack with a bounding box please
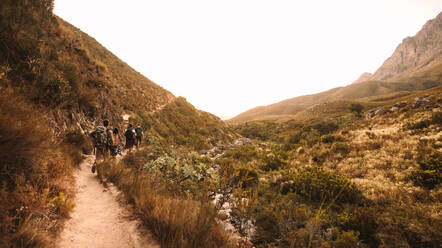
[125,128,136,141]
[90,126,109,148]
[135,127,142,137]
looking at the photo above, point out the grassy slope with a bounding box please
[228,80,441,124]
[231,88,442,247]
[0,2,233,246]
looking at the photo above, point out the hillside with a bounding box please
[229,87,442,247]
[371,11,442,81]
[229,11,442,124]
[229,80,439,123]
[0,2,234,247]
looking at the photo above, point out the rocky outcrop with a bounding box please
[371,12,442,80]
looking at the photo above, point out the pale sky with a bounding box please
[54,1,442,119]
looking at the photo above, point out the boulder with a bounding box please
[367,108,384,118]
[234,138,252,146]
[412,98,430,108]
[394,102,407,108]
[389,106,399,112]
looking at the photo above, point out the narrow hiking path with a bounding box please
[57,155,159,248]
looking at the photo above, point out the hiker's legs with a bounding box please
[95,147,108,180]
[136,137,141,148]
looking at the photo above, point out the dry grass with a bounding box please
[0,92,75,247]
[103,159,235,248]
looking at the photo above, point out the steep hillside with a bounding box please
[0,1,233,246]
[229,11,442,124]
[371,11,442,81]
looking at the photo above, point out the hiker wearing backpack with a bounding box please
[124,124,137,152]
[135,125,143,149]
[90,120,113,180]
[110,128,122,157]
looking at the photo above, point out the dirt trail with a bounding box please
[57,155,159,248]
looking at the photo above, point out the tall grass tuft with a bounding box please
[103,159,234,248]
[0,92,74,247]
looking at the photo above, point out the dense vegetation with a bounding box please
[137,97,236,152]
[0,92,79,247]
[2,1,441,248]
[101,148,235,248]
[230,89,442,247]
[0,1,234,246]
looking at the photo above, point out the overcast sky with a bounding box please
[54,1,442,119]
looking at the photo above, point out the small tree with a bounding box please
[349,103,363,117]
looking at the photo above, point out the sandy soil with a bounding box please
[57,155,159,248]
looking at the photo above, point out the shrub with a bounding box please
[261,154,287,171]
[312,121,339,135]
[349,103,363,117]
[0,93,73,247]
[103,159,234,248]
[406,119,431,130]
[222,145,258,164]
[406,154,441,189]
[331,142,351,155]
[261,147,288,171]
[332,230,360,248]
[286,166,360,204]
[322,135,346,143]
[41,73,73,106]
[51,192,75,217]
[432,111,442,125]
[232,165,259,189]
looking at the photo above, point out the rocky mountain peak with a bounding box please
[370,11,442,80]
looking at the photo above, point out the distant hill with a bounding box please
[352,72,372,84]
[229,11,442,124]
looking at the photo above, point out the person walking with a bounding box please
[90,120,112,180]
[124,124,136,152]
[110,128,122,157]
[135,125,143,149]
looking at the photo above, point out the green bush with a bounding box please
[42,74,73,106]
[261,146,288,171]
[312,121,339,135]
[432,112,442,125]
[286,166,360,204]
[331,142,351,155]
[222,145,258,164]
[349,103,363,117]
[232,165,259,189]
[322,134,346,143]
[332,230,360,248]
[406,154,441,189]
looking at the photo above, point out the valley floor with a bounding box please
[57,155,159,248]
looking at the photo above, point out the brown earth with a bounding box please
[57,155,159,248]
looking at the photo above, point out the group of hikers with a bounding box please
[89,119,143,180]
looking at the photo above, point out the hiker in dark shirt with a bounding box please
[124,124,136,152]
[135,125,143,149]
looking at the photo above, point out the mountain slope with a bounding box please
[0,2,233,246]
[371,11,442,81]
[229,11,442,124]
[229,79,438,123]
